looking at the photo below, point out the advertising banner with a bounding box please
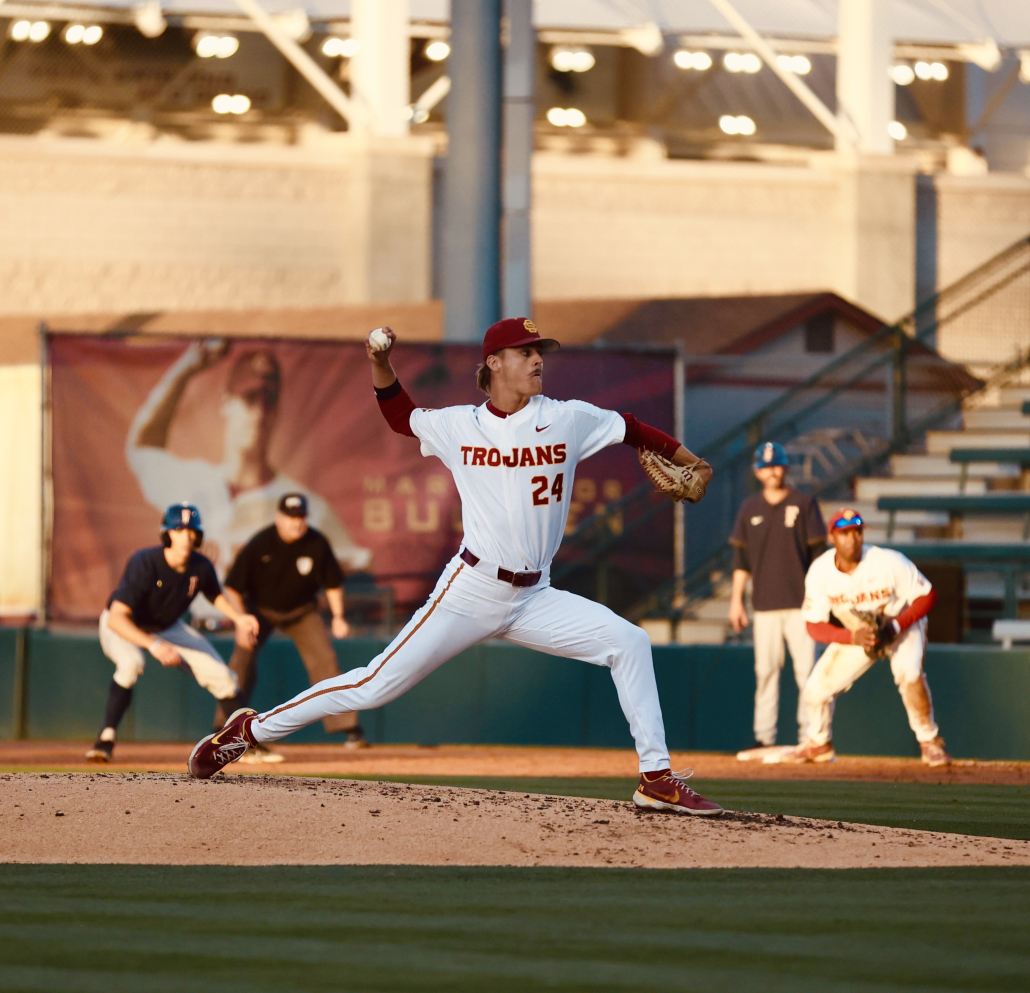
[48,334,674,622]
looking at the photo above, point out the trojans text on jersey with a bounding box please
[460,444,568,467]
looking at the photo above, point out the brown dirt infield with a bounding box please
[3,772,1028,869]
[1,740,1028,784]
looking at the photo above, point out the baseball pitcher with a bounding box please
[189,318,723,816]
[782,507,949,766]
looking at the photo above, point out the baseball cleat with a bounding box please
[85,741,114,763]
[343,726,370,750]
[188,708,258,779]
[920,736,951,767]
[236,743,285,764]
[633,768,723,816]
[779,740,836,764]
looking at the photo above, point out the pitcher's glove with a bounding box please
[638,450,710,504]
[868,615,900,659]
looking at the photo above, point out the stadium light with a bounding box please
[888,120,908,140]
[546,107,587,127]
[673,50,712,71]
[550,46,595,73]
[775,54,811,75]
[64,24,103,45]
[425,40,450,61]
[194,32,239,59]
[890,63,915,85]
[212,93,252,115]
[322,36,359,58]
[10,20,51,42]
[913,61,947,81]
[724,51,761,74]
[133,1,167,39]
[719,114,756,136]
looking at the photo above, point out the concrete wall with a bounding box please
[532,153,917,323]
[936,173,1030,288]
[0,133,434,315]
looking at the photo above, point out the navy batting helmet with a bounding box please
[160,503,203,547]
[753,441,789,469]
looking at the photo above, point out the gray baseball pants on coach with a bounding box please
[752,608,815,746]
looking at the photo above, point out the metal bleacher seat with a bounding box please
[877,494,1030,540]
[949,448,1030,492]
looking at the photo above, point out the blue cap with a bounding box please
[162,503,202,532]
[753,441,789,469]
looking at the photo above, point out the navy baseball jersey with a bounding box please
[108,546,221,632]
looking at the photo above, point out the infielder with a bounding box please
[783,507,950,766]
[85,504,259,762]
[190,318,723,816]
[216,491,366,761]
[729,441,825,751]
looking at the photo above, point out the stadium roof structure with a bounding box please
[2,0,1029,47]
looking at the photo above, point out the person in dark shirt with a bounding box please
[85,504,259,763]
[728,442,826,752]
[215,493,367,758]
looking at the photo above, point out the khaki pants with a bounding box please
[752,609,815,746]
[214,604,358,735]
[802,619,939,747]
[100,610,239,699]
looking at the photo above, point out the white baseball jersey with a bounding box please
[410,395,626,572]
[802,545,932,624]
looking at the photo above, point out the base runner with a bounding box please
[85,504,258,762]
[189,318,723,815]
[782,507,950,766]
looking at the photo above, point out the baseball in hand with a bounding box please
[368,328,391,352]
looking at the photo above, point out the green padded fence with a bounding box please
[0,630,1027,760]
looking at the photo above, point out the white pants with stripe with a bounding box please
[752,609,816,746]
[99,609,239,700]
[252,554,672,772]
[802,619,939,746]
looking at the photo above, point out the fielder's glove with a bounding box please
[868,615,900,659]
[638,449,710,504]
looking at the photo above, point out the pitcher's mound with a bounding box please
[3,773,1027,869]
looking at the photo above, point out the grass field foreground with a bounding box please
[0,865,1027,992]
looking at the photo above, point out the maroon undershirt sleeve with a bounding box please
[375,379,416,438]
[806,621,853,644]
[621,413,681,460]
[894,590,937,632]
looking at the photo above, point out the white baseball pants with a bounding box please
[802,619,939,746]
[99,609,239,700]
[752,608,816,746]
[252,554,672,772]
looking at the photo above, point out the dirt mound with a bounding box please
[2,773,1027,869]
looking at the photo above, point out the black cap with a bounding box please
[278,493,308,518]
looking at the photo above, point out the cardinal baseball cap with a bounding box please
[828,508,864,533]
[482,317,560,361]
[753,441,789,469]
[278,493,309,518]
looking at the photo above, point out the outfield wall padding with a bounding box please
[0,631,1027,760]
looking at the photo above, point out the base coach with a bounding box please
[215,493,366,755]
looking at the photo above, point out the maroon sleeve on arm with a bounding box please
[375,380,416,438]
[807,621,852,644]
[894,590,938,632]
[621,413,681,460]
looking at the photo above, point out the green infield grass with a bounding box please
[0,864,1026,992]
[338,775,1030,841]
